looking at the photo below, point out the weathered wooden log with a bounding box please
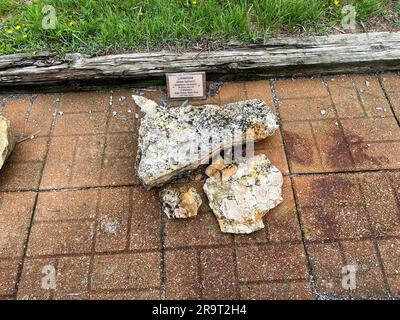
[1,32,400,90]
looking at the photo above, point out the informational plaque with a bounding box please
[166,72,206,99]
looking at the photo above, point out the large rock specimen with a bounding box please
[0,116,15,170]
[160,185,202,219]
[133,96,279,189]
[203,154,283,234]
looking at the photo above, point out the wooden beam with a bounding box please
[1,32,400,90]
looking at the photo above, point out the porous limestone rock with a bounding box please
[133,95,279,189]
[203,154,283,234]
[0,116,15,170]
[160,185,202,219]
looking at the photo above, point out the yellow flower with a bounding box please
[5,28,13,34]
[68,21,76,27]
[333,0,340,6]
[192,0,197,5]
[22,34,28,39]
[15,25,22,30]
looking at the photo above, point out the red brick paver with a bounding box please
[0,74,399,300]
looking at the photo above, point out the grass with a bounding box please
[396,0,400,26]
[0,0,397,57]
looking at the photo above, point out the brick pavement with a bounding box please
[0,73,399,300]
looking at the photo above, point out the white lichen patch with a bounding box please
[160,185,202,219]
[134,96,279,189]
[203,154,283,234]
[0,115,15,170]
[100,218,119,235]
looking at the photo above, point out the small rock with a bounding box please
[320,109,326,115]
[203,154,283,234]
[0,116,15,170]
[119,96,126,102]
[160,185,202,219]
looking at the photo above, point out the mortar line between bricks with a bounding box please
[289,176,318,299]
[159,195,167,300]
[349,75,369,118]
[13,93,60,299]
[11,234,400,264]
[55,110,109,116]
[269,79,317,299]
[90,286,160,295]
[22,247,162,260]
[337,241,348,268]
[1,168,400,194]
[269,79,293,174]
[230,235,241,299]
[86,188,101,293]
[386,173,400,225]
[67,136,80,186]
[22,94,35,137]
[0,240,304,262]
[144,234,400,248]
[0,182,143,193]
[100,90,118,186]
[280,115,399,123]
[51,131,137,138]
[30,218,96,225]
[323,77,359,184]
[288,168,400,177]
[356,177,392,299]
[0,295,15,300]
[196,249,203,299]
[378,75,400,127]
[239,277,309,286]
[277,95,332,101]
[125,188,134,251]
[308,121,324,168]
[153,240,302,251]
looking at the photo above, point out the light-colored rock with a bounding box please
[0,116,15,170]
[205,156,225,179]
[203,154,283,234]
[160,185,202,219]
[134,96,279,189]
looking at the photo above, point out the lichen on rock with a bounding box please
[160,185,202,219]
[133,95,279,189]
[203,154,283,234]
[0,116,15,170]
